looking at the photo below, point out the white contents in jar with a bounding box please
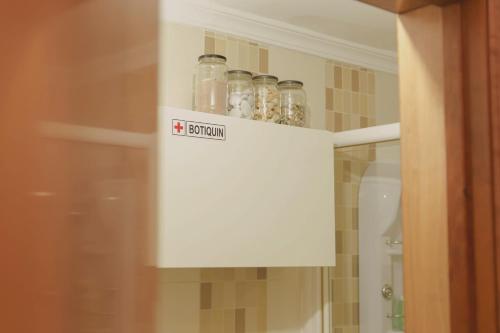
[228,88,254,119]
[254,87,281,123]
[195,79,227,114]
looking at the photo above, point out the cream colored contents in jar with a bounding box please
[195,79,227,114]
[284,103,306,127]
[254,87,281,123]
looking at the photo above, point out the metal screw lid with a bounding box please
[198,54,227,62]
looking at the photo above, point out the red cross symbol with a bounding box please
[174,121,184,133]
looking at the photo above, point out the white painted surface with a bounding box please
[158,107,336,267]
[359,163,401,333]
[161,0,398,73]
[332,123,400,148]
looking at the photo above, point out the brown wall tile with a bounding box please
[235,308,245,333]
[334,66,343,89]
[224,309,236,333]
[326,88,334,110]
[351,70,359,92]
[257,268,267,280]
[201,282,212,309]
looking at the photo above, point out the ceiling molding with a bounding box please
[161,0,398,74]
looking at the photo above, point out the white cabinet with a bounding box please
[157,107,335,267]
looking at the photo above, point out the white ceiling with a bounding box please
[207,0,397,51]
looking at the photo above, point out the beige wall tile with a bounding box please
[343,277,353,302]
[326,111,335,132]
[235,268,247,281]
[360,116,368,128]
[343,255,353,279]
[249,45,259,73]
[333,303,345,326]
[226,38,239,70]
[215,38,226,55]
[334,89,344,112]
[342,67,352,92]
[257,304,267,332]
[344,303,353,325]
[367,73,375,94]
[211,309,225,333]
[334,279,345,304]
[359,71,367,94]
[236,281,259,307]
[367,95,375,118]
[157,282,200,333]
[344,91,352,113]
[350,114,360,129]
[245,268,258,280]
[224,309,236,333]
[258,48,268,74]
[238,41,249,71]
[352,93,360,114]
[205,36,215,54]
[326,62,334,88]
[212,282,235,309]
[360,95,368,116]
[200,309,211,333]
[159,268,200,283]
[245,307,258,333]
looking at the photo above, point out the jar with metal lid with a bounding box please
[278,80,307,127]
[252,75,281,123]
[193,54,228,114]
[227,70,254,118]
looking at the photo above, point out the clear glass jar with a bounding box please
[194,54,228,114]
[252,75,281,123]
[278,80,307,127]
[227,70,254,118]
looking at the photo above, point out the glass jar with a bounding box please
[194,54,228,114]
[278,80,307,127]
[252,75,281,123]
[227,70,254,118]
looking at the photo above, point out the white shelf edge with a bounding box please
[40,116,401,149]
[332,122,400,148]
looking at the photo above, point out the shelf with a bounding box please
[157,107,336,267]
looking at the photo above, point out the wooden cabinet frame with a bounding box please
[359,0,500,332]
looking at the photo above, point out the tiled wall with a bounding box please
[199,268,268,333]
[159,21,398,333]
[204,31,269,74]
[325,61,377,333]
